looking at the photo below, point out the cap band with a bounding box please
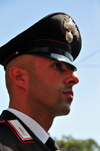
[26,47,73,61]
[4,46,73,67]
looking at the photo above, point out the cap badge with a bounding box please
[63,16,79,43]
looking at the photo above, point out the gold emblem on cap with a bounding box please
[63,16,79,43]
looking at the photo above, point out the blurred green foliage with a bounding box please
[54,135,100,151]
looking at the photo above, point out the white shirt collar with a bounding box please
[7,108,49,144]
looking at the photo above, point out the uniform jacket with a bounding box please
[0,110,50,151]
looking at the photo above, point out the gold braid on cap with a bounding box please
[63,16,79,43]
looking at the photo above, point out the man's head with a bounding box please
[0,12,82,119]
[6,54,79,117]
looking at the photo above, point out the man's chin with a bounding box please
[56,108,71,117]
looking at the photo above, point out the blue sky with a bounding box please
[0,0,100,145]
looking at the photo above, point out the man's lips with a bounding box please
[63,90,74,99]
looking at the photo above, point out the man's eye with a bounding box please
[54,62,62,70]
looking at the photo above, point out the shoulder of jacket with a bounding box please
[0,119,34,144]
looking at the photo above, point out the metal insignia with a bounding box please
[63,16,79,43]
[8,120,33,141]
[15,51,19,54]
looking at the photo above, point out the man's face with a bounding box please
[28,56,79,117]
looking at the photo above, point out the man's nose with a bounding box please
[65,72,79,86]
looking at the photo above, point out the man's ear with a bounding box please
[9,67,28,88]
